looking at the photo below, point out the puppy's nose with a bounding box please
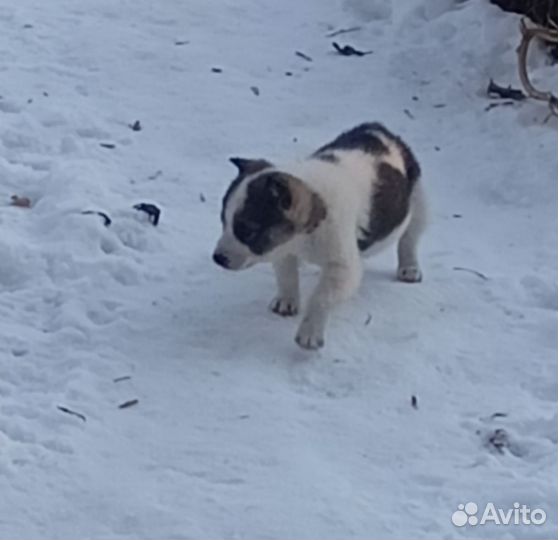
[213,252,230,268]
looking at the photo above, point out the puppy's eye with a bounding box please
[234,220,260,243]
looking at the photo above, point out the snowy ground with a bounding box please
[0,0,556,538]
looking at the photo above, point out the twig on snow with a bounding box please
[119,399,139,409]
[10,195,31,208]
[57,406,87,422]
[295,51,313,62]
[487,79,525,101]
[484,100,516,111]
[81,210,112,227]
[133,203,161,226]
[129,120,142,131]
[453,266,489,281]
[486,428,509,454]
[326,26,361,38]
[332,42,372,56]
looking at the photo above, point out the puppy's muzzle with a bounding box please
[212,251,230,269]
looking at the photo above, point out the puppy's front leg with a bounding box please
[270,255,300,316]
[296,255,362,350]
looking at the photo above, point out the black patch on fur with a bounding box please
[313,123,388,157]
[314,122,421,185]
[221,176,244,224]
[365,122,421,184]
[314,152,339,163]
[232,173,294,255]
[221,158,272,224]
[357,162,413,251]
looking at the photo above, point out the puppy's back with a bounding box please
[303,123,421,252]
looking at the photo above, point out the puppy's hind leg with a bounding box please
[270,254,300,316]
[397,183,427,283]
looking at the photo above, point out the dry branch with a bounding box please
[517,18,558,116]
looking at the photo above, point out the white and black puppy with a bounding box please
[213,122,426,350]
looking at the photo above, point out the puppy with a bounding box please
[213,122,426,350]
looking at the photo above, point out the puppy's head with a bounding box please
[213,157,326,270]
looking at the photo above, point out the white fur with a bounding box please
[215,144,427,350]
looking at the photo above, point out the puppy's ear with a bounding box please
[306,192,327,232]
[229,157,272,177]
[284,175,327,233]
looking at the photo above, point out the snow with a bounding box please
[0,0,556,538]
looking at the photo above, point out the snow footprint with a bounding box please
[75,126,111,140]
[520,275,557,311]
[462,412,555,462]
[289,358,360,399]
[0,418,36,444]
[343,0,391,22]
[413,0,469,22]
[86,299,123,326]
[1,130,43,152]
[0,99,22,114]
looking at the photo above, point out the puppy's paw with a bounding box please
[397,265,422,283]
[269,296,299,317]
[295,318,325,350]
